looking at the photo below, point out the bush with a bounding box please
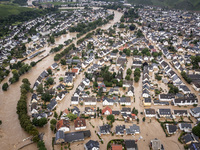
[2,82,9,91]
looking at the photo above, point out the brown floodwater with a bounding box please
[0,9,122,150]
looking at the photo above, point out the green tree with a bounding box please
[59,77,64,82]
[46,77,54,85]
[41,92,52,102]
[60,59,66,65]
[2,82,9,91]
[107,114,115,123]
[50,119,57,125]
[126,68,132,75]
[36,84,43,95]
[54,111,58,119]
[125,75,130,80]
[30,61,36,67]
[67,113,77,121]
[47,68,52,75]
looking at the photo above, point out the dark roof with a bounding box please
[145,109,155,115]
[99,124,111,134]
[174,110,187,115]
[116,125,125,134]
[159,109,171,115]
[85,140,99,150]
[125,140,138,149]
[65,130,91,142]
[167,125,177,133]
[112,111,120,115]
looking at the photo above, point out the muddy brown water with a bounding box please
[0,9,122,150]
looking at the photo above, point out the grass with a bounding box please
[0,4,32,18]
[39,2,77,6]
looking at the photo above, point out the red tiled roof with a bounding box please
[74,117,86,128]
[102,106,112,114]
[112,145,123,150]
[72,68,79,73]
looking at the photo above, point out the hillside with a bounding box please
[127,0,200,10]
[0,4,31,18]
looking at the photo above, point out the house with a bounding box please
[192,82,200,91]
[61,109,70,120]
[84,140,99,150]
[142,89,150,98]
[159,94,175,101]
[112,111,120,116]
[144,108,156,118]
[119,97,131,106]
[74,117,86,131]
[173,110,188,117]
[132,61,142,68]
[65,72,76,78]
[31,102,38,114]
[173,94,198,106]
[121,107,131,114]
[85,107,96,116]
[150,138,163,150]
[47,98,57,111]
[127,86,134,97]
[112,145,123,150]
[143,98,151,106]
[179,123,192,132]
[83,97,97,105]
[83,78,90,86]
[179,85,191,94]
[182,133,199,145]
[109,87,119,95]
[56,91,67,101]
[125,140,138,150]
[71,96,79,105]
[78,83,85,91]
[188,142,200,149]
[72,68,79,75]
[158,109,172,119]
[51,63,58,70]
[190,107,200,117]
[56,84,66,91]
[71,106,80,116]
[56,119,70,132]
[102,97,115,106]
[55,130,91,144]
[64,76,73,87]
[102,106,112,115]
[126,124,140,135]
[99,124,111,135]
[123,80,133,88]
[166,124,177,134]
[115,125,125,135]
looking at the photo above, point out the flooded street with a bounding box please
[0,9,122,150]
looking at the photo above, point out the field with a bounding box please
[0,4,32,18]
[127,0,200,10]
[39,1,77,6]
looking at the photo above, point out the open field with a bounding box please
[0,4,31,18]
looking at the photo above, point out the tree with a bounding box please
[129,24,136,31]
[46,77,54,85]
[107,114,115,123]
[47,68,52,75]
[60,59,66,65]
[30,61,36,67]
[50,119,57,125]
[2,82,9,91]
[36,84,43,95]
[59,77,63,82]
[126,68,132,75]
[192,124,200,137]
[32,118,48,127]
[67,113,77,121]
[142,117,145,122]
[132,107,138,115]
[54,111,58,119]
[41,92,52,102]
[125,75,130,80]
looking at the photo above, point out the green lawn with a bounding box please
[39,1,77,6]
[0,4,32,18]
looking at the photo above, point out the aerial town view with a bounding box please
[1,0,200,150]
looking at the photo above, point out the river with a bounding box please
[0,9,122,150]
